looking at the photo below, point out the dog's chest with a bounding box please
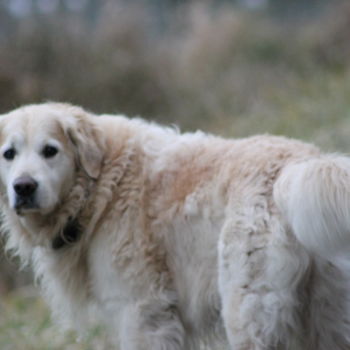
[88,233,130,307]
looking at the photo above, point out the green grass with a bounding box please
[0,288,108,350]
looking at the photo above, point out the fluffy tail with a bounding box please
[274,155,350,259]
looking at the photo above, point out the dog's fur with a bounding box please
[1,103,350,349]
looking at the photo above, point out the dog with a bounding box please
[1,102,350,349]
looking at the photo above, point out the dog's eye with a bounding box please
[42,145,58,158]
[3,148,16,160]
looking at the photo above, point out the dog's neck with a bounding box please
[51,217,82,250]
[16,214,83,250]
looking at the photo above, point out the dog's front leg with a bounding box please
[119,296,185,350]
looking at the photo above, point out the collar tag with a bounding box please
[52,218,82,250]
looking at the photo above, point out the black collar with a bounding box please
[52,217,82,250]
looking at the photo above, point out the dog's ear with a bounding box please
[65,108,104,180]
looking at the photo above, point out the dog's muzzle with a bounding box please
[13,176,39,211]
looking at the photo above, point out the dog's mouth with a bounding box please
[14,196,40,215]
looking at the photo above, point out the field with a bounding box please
[1,0,350,349]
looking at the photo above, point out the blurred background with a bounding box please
[1,0,350,348]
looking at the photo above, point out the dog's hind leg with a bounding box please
[218,214,308,350]
[303,259,350,350]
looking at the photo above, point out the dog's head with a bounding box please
[0,103,104,216]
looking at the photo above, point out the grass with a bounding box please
[0,287,108,350]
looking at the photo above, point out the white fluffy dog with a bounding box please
[1,103,350,350]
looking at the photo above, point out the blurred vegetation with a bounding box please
[1,0,350,348]
[0,287,109,350]
[0,0,349,149]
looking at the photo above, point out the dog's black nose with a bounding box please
[13,176,38,197]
